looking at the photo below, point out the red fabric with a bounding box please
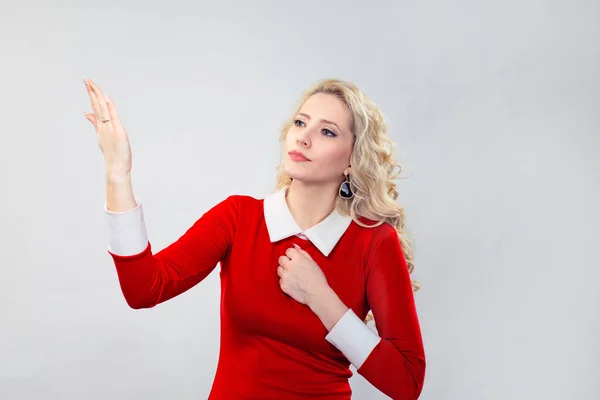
[109,195,426,399]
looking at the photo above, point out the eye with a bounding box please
[322,128,337,137]
[293,119,305,127]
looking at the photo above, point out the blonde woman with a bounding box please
[84,77,426,399]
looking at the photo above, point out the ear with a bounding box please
[343,166,352,177]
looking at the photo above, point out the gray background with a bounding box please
[1,1,598,399]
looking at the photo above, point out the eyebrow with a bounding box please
[297,112,341,133]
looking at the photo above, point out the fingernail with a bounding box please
[293,244,300,249]
[105,94,110,102]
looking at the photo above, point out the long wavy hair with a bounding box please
[275,78,419,324]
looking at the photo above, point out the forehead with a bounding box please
[299,93,353,132]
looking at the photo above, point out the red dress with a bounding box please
[105,189,426,399]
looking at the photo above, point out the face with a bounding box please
[283,92,354,185]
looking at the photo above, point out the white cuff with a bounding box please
[105,199,149,256]
[325,309,381,369]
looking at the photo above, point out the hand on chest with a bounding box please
[223,237,366,350]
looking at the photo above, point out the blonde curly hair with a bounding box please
[275,78,420,324]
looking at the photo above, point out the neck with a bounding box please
[285,179,338,231]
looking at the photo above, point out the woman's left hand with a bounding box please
[277,244,330,306]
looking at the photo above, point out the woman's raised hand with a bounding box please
[83,78,132,177]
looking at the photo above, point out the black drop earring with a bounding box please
[339,174,354,199]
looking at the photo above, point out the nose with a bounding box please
[294,119,319,148]
[296,137,309,147]
[296,131,311,148]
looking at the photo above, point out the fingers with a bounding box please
[84,78,111,123]
[84,81,101,124]
[105,95,125,135]
[277,266,284,278]
[84,112,97,129]
[95,90,111,123]
[83,78,127,137]
[285,248,296,258]
[278,255,290,267]
[292,244,313,260]
[284,245,312,261]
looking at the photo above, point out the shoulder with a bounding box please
[351,216,398,243]
[214,193,266,217]
[350,218,404,267]
[224,193,265,207]
[344,217,400,261]
[225,189,286,210]
[212,193,258,210]
[197,194,264,234]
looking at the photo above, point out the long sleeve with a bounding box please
[356,224,426,399]
[106,195,239,309]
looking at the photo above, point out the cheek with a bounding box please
[284,130,297,149]
[317,141,352,169]
[331,138,353,162]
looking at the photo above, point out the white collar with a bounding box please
[263,188,352,257]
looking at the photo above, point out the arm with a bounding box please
[106,193,239,309]
[320,226,426,399]
[83,78,236,310]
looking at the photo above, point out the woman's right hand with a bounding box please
[83,78,132,177]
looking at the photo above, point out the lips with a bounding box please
[288,151,310,162]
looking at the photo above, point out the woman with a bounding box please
[83,77,426,399]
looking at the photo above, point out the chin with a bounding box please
[283,164,314,182]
